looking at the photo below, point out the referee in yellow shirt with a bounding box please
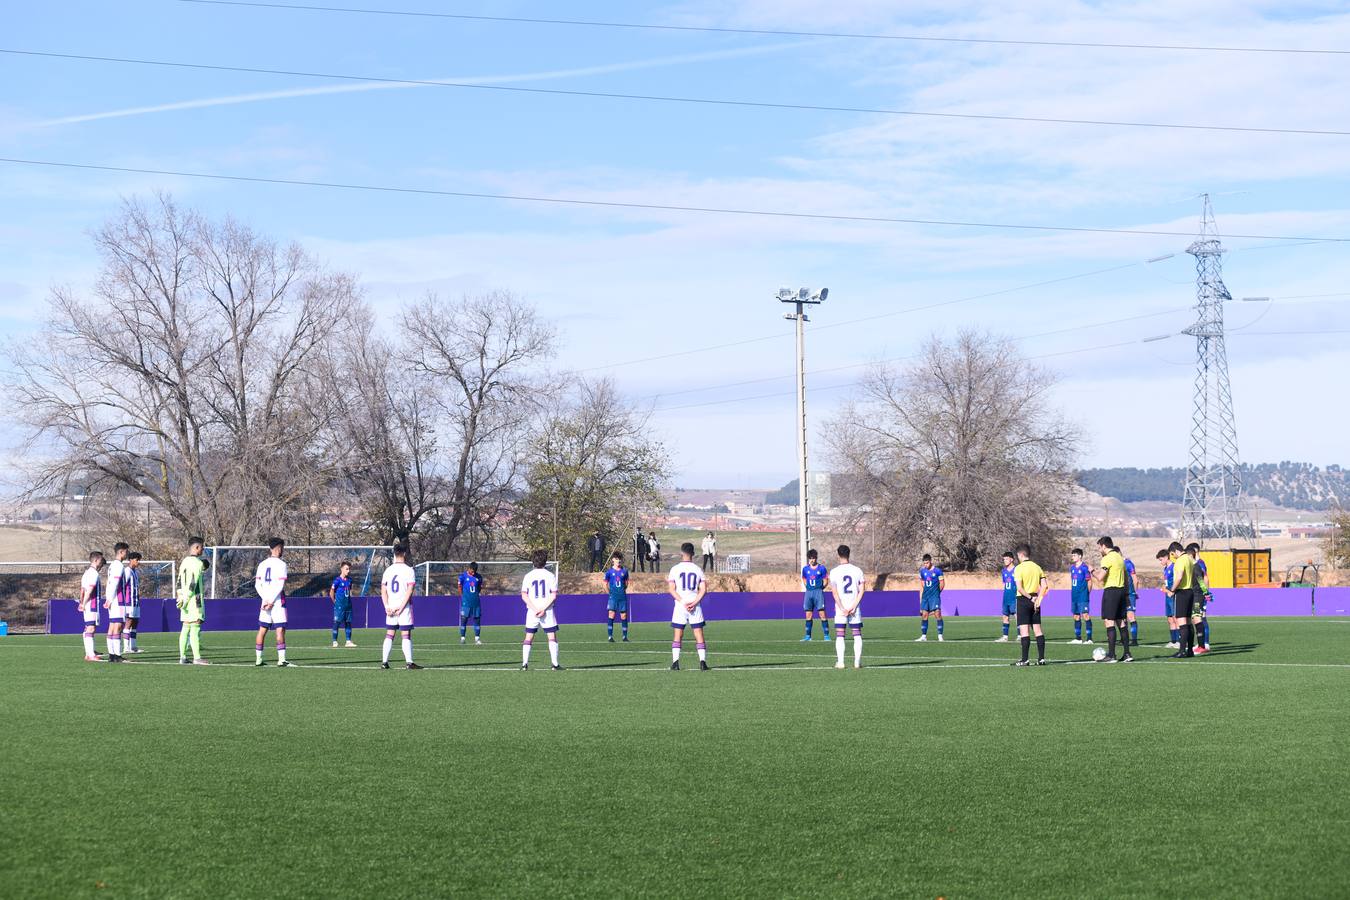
[1012,544,1049,667]
[1095,536,1134,663]
[1169,541,1197,658]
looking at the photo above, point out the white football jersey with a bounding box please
[255,557,288,603]
[104,559,125,602]
[382,562,416,608]
[521,568,558,608]
[830,563,865,608]
[668,561,705,603]
[80,567,100,609]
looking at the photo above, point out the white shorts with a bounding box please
[107,602,127,622]
[834,607,862,626]
[258,603,288,626]
[82,607,100,626]
[525,608,558,632]
[385,605,414,628]
[671,603,706,627]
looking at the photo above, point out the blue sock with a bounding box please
[1201,620,1210,645]
[805,620,813,637]
[937,620,944,636]
[459,615,467,638]
[1074,620,1082,639]
[473,618,481,637]
[608,620,614,638]
[1130,621,1138,641]
[621,619,628,638]
[331,623,338,642]
[345,625,352,641]
[921,619,928,635]
[1170,628,1180,642]
[1002,621,1009,636]
[1086,620,1093,640]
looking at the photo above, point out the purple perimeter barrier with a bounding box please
[43,586,1321,634]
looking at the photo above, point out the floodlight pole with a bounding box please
[781,287,828,571]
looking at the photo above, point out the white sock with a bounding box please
[697,646,707,663]
[522,642,532,666]
[382,637,393,664]
[83,634,95,656]
[127,634,136,650]
[277,647,286,663]
[835,636,845,664]
[548,640,559,667]
[672,645,681,662]
[401,638,412,663]
[256,648,263,663]
[109,637,120,656]
[854,636,863,666]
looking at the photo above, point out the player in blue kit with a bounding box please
[1123,551,1140,646]
[801,548,830,641]
[997,551,1017,641]
[330,561,356,648]
[1068,549,1094,644]
[916,554,945,642]
[604,552,630,642]
[459,562,483,645]
[1158,548,1180,648]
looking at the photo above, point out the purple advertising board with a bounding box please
[43,586,1322,634]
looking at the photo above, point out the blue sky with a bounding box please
[2,0,1348,487]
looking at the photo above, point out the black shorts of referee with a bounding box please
[1016,596,1041,627]
[1173,587,1195,621]
[1101,586,1129,621]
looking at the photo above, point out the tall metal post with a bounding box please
[1180,195,1254,545]
[794,300,811,572]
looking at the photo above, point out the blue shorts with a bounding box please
[607,596,628,613]
[1070,594,1090,616]
[1165,595,1175,617]
[460,601,481,619]
[1001,595,1017,617]
[920,595,941,613]
[803,590,826,612]
[333,603,352,625]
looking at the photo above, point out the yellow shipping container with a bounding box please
[1199,548,1273,588]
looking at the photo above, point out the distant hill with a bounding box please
[1076,462,1347,511]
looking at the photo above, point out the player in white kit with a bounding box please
[668,542,710,671]
[79,551,105,661]
[123,550,144,653]
[520,549,562,670]
[103,542,130,662]
[254,538,291,667]
[381,543,421,669]
[830,544,866,669]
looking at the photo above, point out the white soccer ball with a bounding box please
[1092,647,1108,662]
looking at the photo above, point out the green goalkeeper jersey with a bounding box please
[177,555,206,619]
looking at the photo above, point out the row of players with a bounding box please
[73,536,1212,668]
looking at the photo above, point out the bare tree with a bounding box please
[511,377,670,571]
[827,330,1079,571]
[7,195,358,545]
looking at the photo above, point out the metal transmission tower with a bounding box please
[1180,195,1254,545]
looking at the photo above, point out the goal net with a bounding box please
[205,545,392,599]
[415,560,560,597]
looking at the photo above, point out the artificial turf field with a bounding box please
[2,616,1347,900]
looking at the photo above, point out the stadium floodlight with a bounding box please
[778,285,831,570]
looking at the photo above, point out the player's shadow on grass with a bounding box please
[716,660,807,669]
[567,660,652,670]
[867,659,945,668]
[1201,642,1260,656]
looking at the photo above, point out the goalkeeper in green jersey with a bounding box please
[177,536,210,666]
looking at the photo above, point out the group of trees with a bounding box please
[1078,463,1348,511]
[6,196,666,568]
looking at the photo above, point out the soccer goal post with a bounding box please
[415,560,560,596]
[204,545,393,599]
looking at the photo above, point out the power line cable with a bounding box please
[7,48,1346,137]
[174,0,1350,56]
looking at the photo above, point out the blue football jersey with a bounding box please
[801,564,828,591]
[331,575,352,604]
[1164,562,1175,590]
[1069,562,1092,595]
[604,566,629,597]
[920,566,943,599]
[458,571,482,598]
[1001,565,1017,598]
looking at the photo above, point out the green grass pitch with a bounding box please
[2,617,1347,899]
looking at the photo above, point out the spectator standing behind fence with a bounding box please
[587,531,607,572]
[701,532,717,573]
[634,531,649,573]
[648,532,661,571]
